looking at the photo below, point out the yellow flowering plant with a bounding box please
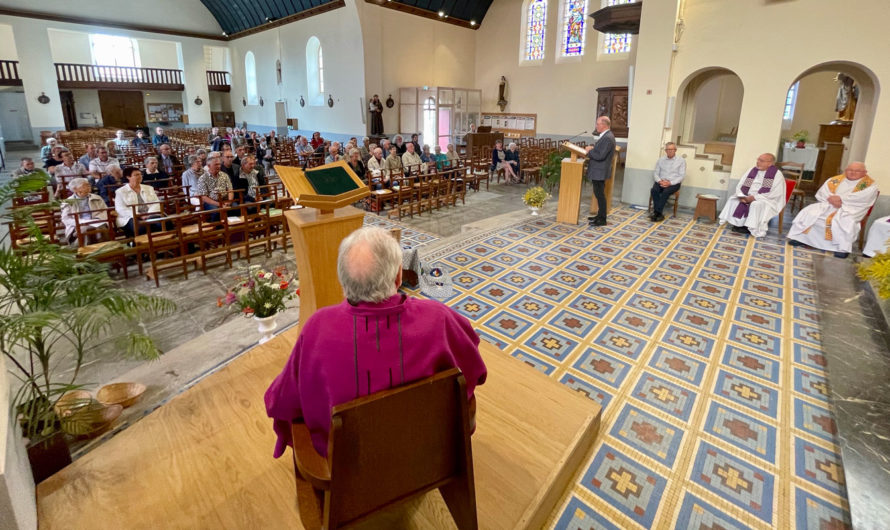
[218,265,298,318]
[523,186,550,208]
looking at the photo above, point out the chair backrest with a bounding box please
[325,368,473,528]
[784,178,797,202]
[777,161,804,184]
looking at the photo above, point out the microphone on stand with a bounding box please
[562,131,588,145]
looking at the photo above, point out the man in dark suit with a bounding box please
[585,116,616,226]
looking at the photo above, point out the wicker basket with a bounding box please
[97,382,147,408]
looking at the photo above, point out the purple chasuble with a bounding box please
[264,294,487,458]
[733,165,779,218]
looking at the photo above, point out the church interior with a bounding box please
[1,0,889,528]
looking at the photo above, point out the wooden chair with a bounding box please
[777,162,806,213]
[290,369,477,530]
[648,187,680,218]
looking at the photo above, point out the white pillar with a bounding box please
[621,0,681,206]
[11,19,65,144]
[0,356,37,530]
[178,40,211,128]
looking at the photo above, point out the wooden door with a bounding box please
[60,90,78,130]
[98,90,145,129]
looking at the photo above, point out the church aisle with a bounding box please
[406,206,847,530]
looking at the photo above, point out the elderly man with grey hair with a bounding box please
[264,226,488,458]
[649,141,686,222]
[60,177,107,244]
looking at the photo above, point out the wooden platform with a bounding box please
[37,327,601,529]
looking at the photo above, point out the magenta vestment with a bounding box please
[264,294,487,458]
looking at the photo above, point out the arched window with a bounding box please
[244,51,258,105]
[306,37,324,106]
[560,0,588,57]
[601,0,634,55]
[524,0,547,61]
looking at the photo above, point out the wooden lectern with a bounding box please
[556,142,588,224]
[276,161,370,325]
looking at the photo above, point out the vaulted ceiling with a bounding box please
[379,0,495,25]
[200,0,495,36]
[200,0,340,36]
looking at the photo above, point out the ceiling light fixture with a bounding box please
[438,10,445,17]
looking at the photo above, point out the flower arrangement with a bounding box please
[523,186,551,208]
[218,265,298,318]
[791,129,810,146]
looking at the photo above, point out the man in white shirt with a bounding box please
[718,153,786,238]
[650,142,686,222]
[366,147,389,189]
[88,147,121,181]
[788,162,878,258]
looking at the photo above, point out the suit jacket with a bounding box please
[585,130,616,182]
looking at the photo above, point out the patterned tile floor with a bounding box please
[405,206,850,530]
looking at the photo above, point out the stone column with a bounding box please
[11,18,66,144]
[621,0,681,206]
[178,40,211,128]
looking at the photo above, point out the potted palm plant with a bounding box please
[1,173,175,482]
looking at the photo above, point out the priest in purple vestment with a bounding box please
[265,226,487,458]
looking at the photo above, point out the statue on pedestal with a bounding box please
[834,73,858,123]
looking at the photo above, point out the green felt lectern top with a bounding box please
[275,160,370,214]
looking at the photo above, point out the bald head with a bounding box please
[844,161,867,181]
[337,227,403,303]
[755,153,776,171]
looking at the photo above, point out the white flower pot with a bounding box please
[255,313,279,344]
[529,206,540,216]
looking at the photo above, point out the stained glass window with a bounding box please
[561,0,588,57]
[602,0,634,54]
[525,0,547,61]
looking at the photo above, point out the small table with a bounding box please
[694,194,719,222]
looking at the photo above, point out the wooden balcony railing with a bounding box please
[0,60,22,86]
[206,70,231,92]
[54,63,184,91]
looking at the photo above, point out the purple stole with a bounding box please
[733,165,778,219]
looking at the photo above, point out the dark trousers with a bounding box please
[591,180,607,221]
[123,217,164,238]
[650,182,681,215]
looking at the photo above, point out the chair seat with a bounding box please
[77,240,122,255]
[181,225,201,235]
[133,233,175,244]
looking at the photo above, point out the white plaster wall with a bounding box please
[0,356,38,530]
[784,71,838,141]
[137,39,180,70]
[357,1,477,135]
[228,0,366,135]
[473,0,634,137]
[0,23,18,60]
[47,28,91,64]
[691,74,742,142]
[667,0,890,192]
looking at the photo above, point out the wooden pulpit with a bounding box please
[276,161,370,325]
[556,142,588,224]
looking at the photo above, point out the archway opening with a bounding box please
[777,61,879,198]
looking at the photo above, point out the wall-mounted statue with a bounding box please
[497,76,508,112]
[835,73,858,122]
[369,94,384,135]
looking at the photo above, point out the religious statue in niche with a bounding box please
[369,94,384,135]
[834,73,858,123]
[497,76,508,112]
